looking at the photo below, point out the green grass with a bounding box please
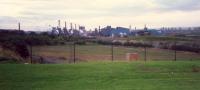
[0,61,200,90]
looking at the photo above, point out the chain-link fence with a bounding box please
[28,40,200,64]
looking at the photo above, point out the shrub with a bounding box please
[75,41,86,45]
[14,42,30,59]
[171,44,200,53]
[124,42,153,48]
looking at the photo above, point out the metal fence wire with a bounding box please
[28,40,200,64]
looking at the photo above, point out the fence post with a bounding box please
[1,46,4,57]
[174,41,177,61]
[30,45,33,64]
[144,45,147,62]
[111,42,114,61]
[73,42,76,63]
[69,43,73,63]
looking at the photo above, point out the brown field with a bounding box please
[31,44,200,62]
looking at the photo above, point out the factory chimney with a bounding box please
[64,21,67,29]
[78,25,80,31]
[75,24,77,30]
[70,23,73,30]
[144,24,148,31]
[129,25,132,31]
[18,22,21,31]
[99,26,101,32]
[58,20,61,27]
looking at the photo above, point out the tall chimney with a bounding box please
[18,22,21,31]
[99,26,101,32]
[129,25,132,31]
[70,23,73,30]
[78,25,80,31]
[75,24,77,30]
[58,20,61,27]
[65,21,67,29]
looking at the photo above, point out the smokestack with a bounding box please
[64,21,67,29]
[144,24,148,31]
[99,26,100,29]
[58,20,61,27]
[99,26,101,32]
[18,22,20,31]
[75,24,77,30]
[70,23,73,30]
[78,25,80,31]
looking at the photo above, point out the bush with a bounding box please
[14,42,30,59]
[1,41,30,59]
[112,41,123,46]
[171,44,200,53]
[124,42,153,47]
[75,41,86,45]
[97,40,112,45]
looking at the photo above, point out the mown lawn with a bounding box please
[0,61,200,90]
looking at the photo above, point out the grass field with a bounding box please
[0,61,200,90]
[32,45,200,62]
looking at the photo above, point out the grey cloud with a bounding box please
[0,16,18,24]
[155,0,200,11]
[109,5,153,16]
[20,11,110,19]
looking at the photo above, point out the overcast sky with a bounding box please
[0,0,200,30]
